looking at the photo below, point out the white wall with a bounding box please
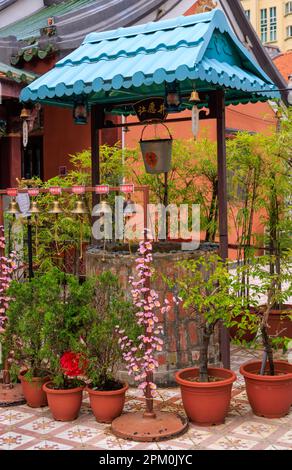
[0,0,44,29]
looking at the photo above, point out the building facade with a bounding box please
[240,0,292,52]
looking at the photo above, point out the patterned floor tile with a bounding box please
[0,431,35,450]
[277,430,292,445]
[26,440,73,450]
[19,417,67,434]
[91,434,139,450]
[55,425,100,444]
[123,399,146,412]
[208,435,258,450]
[232,421,279,439]
[0,409,34,426]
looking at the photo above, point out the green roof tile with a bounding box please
[0,61,38,83]
[0,0,96,41]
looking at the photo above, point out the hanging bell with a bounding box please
[20,107,31,120]
[6,198,20,215]
[48,200,63,214]
[189,90,200,103]
[29,201,40,215]
[71,198,88,215]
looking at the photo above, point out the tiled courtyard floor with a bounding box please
[0,346,291,451]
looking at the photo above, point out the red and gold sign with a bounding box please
[72,185,86,195]
[49,186,62,195]
[28,188,40,197]
[120,184,134,193]
[95,185,110,194]
[7,188,18,197]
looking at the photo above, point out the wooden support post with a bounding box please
[91,104,104,243]
[216,89,230,370]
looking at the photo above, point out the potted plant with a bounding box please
[171,254,248,425]
[256,121,292,338]
[80,272,137,423]
[2,272,61,407]
[240,254,292,418]
[42,271,90,421]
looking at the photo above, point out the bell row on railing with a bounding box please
[4,184,135,217]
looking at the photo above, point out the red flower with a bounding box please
[60,352,88,377]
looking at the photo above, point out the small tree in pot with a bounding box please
[239,253,292,418]
[79,271,138,423]
[171,253,251,425]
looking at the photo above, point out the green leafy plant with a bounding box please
[16,144,127,274]
[2,270,63,381]
[41,270,96,389]
[168,254,251,382]
[79,271,139,391]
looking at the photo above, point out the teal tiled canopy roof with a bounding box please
[20,10,280,110]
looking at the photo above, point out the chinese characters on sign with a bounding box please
[133,97,168,123]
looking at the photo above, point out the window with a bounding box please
[287,25,292,37]
[245,9,250,20]
[285,2,292,15]
[260,8,268,43]
[270,7,277,41]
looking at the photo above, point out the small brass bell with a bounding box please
[7,198,20,215]
[30,201,40,215]
[189,90,200,103]
[20,107,31,120]
[48,200,63,214]
[71,198,88,215]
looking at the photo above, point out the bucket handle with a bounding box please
[140,122,172,142]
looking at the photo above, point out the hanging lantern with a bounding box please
[140,123,172,174]
[73,98,88,125]
[48,200,63,214]
[165,81,181,113]
[6,198,20,215]
[71,198,88,215]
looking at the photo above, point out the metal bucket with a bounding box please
[140,123,173,174]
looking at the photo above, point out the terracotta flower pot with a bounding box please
[175,367,236,426]
[266,306,292,339]
[43,381,84,421]
[19,371,50,408]
[240,360,292,418]
[229,309,258,343]
[86,383,128,423]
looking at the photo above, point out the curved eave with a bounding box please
[20,60,279,104]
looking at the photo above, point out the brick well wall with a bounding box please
[86,245,220,386]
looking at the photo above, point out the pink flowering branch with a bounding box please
[0,226,18,333]
[116,239,171,398]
